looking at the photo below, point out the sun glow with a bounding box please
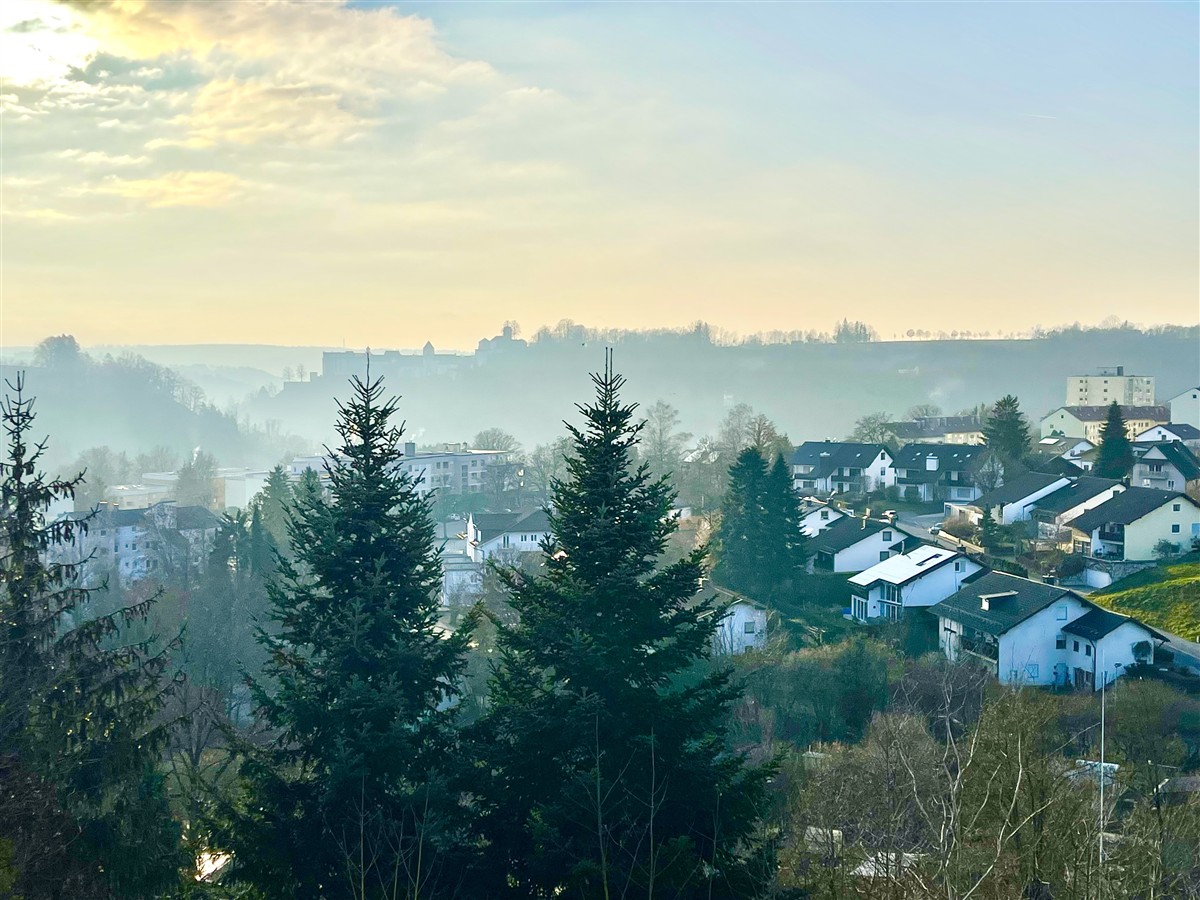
[0,0,98,87]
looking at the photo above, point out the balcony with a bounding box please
[960,635,999,662]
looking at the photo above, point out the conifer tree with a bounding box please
[983,394,1031,469]
[223,374,474,899]
[256,464,294,549]
[714,447,769,596]
[0,374,182,897]
[1095,402,1135,479]
[469,358,770,899]
[761,454,807,593]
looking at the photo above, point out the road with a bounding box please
[896,511,947,545]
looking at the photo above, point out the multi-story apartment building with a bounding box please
[1066,366,1155,406]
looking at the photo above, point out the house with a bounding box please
[1131,442,1200,498]
[1067,488,1200,564]
[51,501,221,588]
[886,415,985,446]
[890,444,989,505]
[848,545,984,622]
[1135,423,1200,450]
[1029,476,1126,545]
[473,508,552,560]
[798,499,847,536]
[1066,367,1155,406]
[435,518,484,607]
[712,595,770,655]
[931,571,1161,690]
[791,442,894,496]
[807,517,921,573]
[953,471,1072,526]
[1170,387,1200,430]
[1033,436,1095,466]
[1039,405,1171,444]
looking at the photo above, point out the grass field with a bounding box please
[1090,558,1200,642]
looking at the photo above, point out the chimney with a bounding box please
[403,441,416,458]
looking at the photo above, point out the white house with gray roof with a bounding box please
[931,571,1162,690]
[848,545,984,622]
[807,518,922,573]
[791,442,894,496]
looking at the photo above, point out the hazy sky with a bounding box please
[3,1,1197,349]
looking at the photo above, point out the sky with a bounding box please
[2,0,1197,350]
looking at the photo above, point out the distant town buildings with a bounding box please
[885,415,985,445]
[1066,366,1155,406]
[1040,405,1170,444]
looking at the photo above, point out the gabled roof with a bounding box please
[972,472,1067,510]
[1138,423,1200,441]
[849,545,964,589]
[1062,607,1161,642]
[474,508,551,543]
[177,506,222,531]
[1035,457,1085,477]
[887,416,984,441]
[1070,487,1196,532]
[808,517,917,556]
[1134,441,1200,481]
[1031,477,1123,517]
[1046,405,1170,423]
[930,571,1077,636]
[792,442,890,479]
[892,443,987,471]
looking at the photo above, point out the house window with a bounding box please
[1073,640,1080,652]
[1056,636,1066,650]
[743,621,756,635]
[820,510,830,520]
[954,560,964,572]
[879,551,890,562]
[1085,645,1092,657]
[1174,503,1182,512]
[1171,524,1181,534]
[884,584,901,603]
[1024,663,1039,680]
[882,530,892,541]
[1056,605,1067,621]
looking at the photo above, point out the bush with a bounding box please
[942,518,977,541]
[1058,554,1085,577]
[1154,539,1181,561]
[903,486,921,503]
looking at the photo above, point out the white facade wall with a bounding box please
[1170,388,1200,430]
[800,506,844,537]
[479,528,549,560]
[714,601,768,654]
[852,556,983,621]
[997,478,1072,524]
[826,528,908,574]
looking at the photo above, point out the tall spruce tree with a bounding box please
[1095,402,1135,479]
[761,454,806,594]
[714,447,770,596]
[0,374,182,897]
[983,395,1031,469]
[468,359,770,899]
[222,374,474,899]
[256,464,294,549]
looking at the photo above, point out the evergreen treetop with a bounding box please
[983,394,1031,466]
[225,373,474,899]
[471,356,770,899]
[1095,402,1135,479]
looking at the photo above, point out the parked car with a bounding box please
[928,523,942,536]
[881,509,898,524]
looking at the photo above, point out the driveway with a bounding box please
[897,511,957,549]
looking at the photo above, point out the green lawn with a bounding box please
[1090,559,1200,642]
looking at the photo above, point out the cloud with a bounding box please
[89,170,247,207]
[58,148,149,166]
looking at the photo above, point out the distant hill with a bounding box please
[248,328,1200,450]
[1091,560,1200,642]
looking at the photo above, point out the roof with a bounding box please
[474,508,551,543]
[1031,477,1124,517]
[1035,457,1085,477]
[972,471,1067,510]
[1037,436,1094,453]
[849,545,963,589]
[930,571,1077,636]
[1046,405,1170,423]
[892,443,987,471]
[1134,441,1200,481]
[1069,487,1195,533]
[1065,609,1156,643]
[887,415,984,441]
[808,517,915,556]
[1137,423,1200,441]
[177,506,222,531]
[792,442,890,480]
